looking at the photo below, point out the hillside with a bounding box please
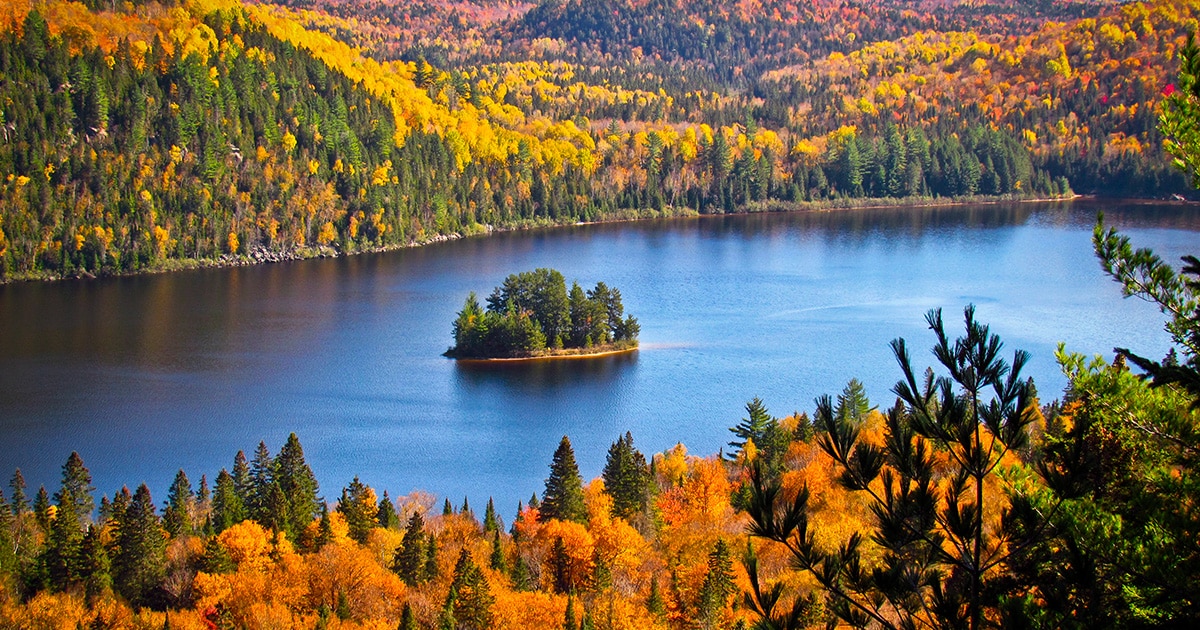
[0,0,1194,283]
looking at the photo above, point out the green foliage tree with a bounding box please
[248,442,276,526]
[377,492,399,530]
[483,498,500,534]
[1161,34,1200,189]
[445,548,494,630]
[696,538,736,629]
[541,436,587,524]
[162,469,194,538]
[338,477,376,544]
[112,484,166,607]
[489,528,507,574]
[601,432,650,520]
[274,433,321,540]
[210,469,244,533]
[744,306,1037,630]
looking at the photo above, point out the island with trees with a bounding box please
[446,268,640,360]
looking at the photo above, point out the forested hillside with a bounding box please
[0,0,1195,281]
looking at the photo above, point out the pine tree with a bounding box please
[424,533,440,582]
[728,397,772,457]
[162,469,193,538]
[211,469,244,533]
[9,470,27,516]
[483,497,500,533]
[835,378,873,425]
[274,433,320,540]
[79,524,111,600]
[446,548,494,630]
[55,452,95,523]
[489,528,507,573]
[248,442,275,526]
[399,602,418,630]
[697,539,736,629]
[377,492,399,530]
[338,477,375,544]
[563,596,579,630]
[392,511,427,585]
[542,436,587,523]
[602,432,650,520]
[113,484,166,607]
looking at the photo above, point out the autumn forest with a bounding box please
[3,0,1200,627]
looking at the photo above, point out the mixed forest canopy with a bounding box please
[447,267,639,358]
[0,0,1197,282]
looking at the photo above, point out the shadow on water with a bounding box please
[452,351,639,392]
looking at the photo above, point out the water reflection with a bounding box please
[454,352,638,392]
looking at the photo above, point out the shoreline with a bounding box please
[448,345,640,363]
[4,193,1188,285]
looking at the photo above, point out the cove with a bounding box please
[0,199,1196,514]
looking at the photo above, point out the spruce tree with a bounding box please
[542,436,587,523]
[9,470,27,516]
[483,497,500,533]
[392,511,427,585]
[489,528,506,573]
[563,596,579,630]
[647,577,666,617]
[446,548,494,630]
[460,496,474,522]
[697,539,736,628]
[79,524,111,600]
[211,469,244,533]
[316,503,334,550]
[338,477,375,544]
[510,555,534,592]
[424,533,440,582]
[162,469,193,538]
[399,602,418,630]
[113,484,167,607]
[274,433,320,540]
[602,432,650,520]
[232,450,252,505]
[55,452,95,523]
[0,491,13,573]
[377,492,399,530]
[443,498,454,516]
[33,486,51,535]
[248,442,275,526]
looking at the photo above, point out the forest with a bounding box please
[447,268,639,359]
[1,218,1199,628]
[0,0,1197,281]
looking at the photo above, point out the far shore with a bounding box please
[447,344,639,363]
[10,193,1193,284]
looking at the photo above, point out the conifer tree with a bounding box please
[542,436,587,523]
[274,433,320,540]
[248,442,275,525]
[602,432,650,520]
[232,451,252,504]
[79,524,111,600]
[211,469,244,533]
[460,496,474,522]
[399,602,418,630]
[9,470,27,516]
[377,492,399,530]
[697,539,736,629]
[483,497,500,533]
[44,486,85,589]
[113,484,166,607]
[510,554,534,591]
[528,493,540,511]
[162,469,193,538]
[424,533,440,582]
[392,511,427,585]
[446,548,494,630]
[0,491,13,573]
[316,503,334,550]
[489,528,507,573]
[647,577,666,617]
[564,596,579,630]
[263,482,291,535]
[55,452,95,523]
[338,477,376,544]
[33,486,51,535]
[443,498,454,516]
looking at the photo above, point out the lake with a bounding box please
[1,199,1197,518]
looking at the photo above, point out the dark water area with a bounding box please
[1,199,1197,517]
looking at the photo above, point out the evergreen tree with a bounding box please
[399,602,418,630]
[697,539,736,629]
[392,511,427,585]
[563,596,579,630]
[377,492,399,530]
[338,477,375,544]
[162,469,193,538]
[510,554,534,592]
[33,486,51,535]
[274,433,320,540]
[542,436,587,523]
[211,469,244,533]
[483,497,500,533]
[113,484,167,607]
[79,524,111,600]
[316,503,334,550]
[728,397,772,457]
[489,528,507,573]
[55,452,95,524]
[248,442,275,526]
[446,548,494,630]
[232,450,252,505]
[835,378,873,425]
[647,577,666,617]
[602,432,650,520]
[9,470,27,517]
[44,486,85,589]
[443,498,454,516]
[460,496,474,522]
[424,533,440,582]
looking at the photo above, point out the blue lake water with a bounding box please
[1,199,1197,517]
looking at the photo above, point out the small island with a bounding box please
[446,268,640,360]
